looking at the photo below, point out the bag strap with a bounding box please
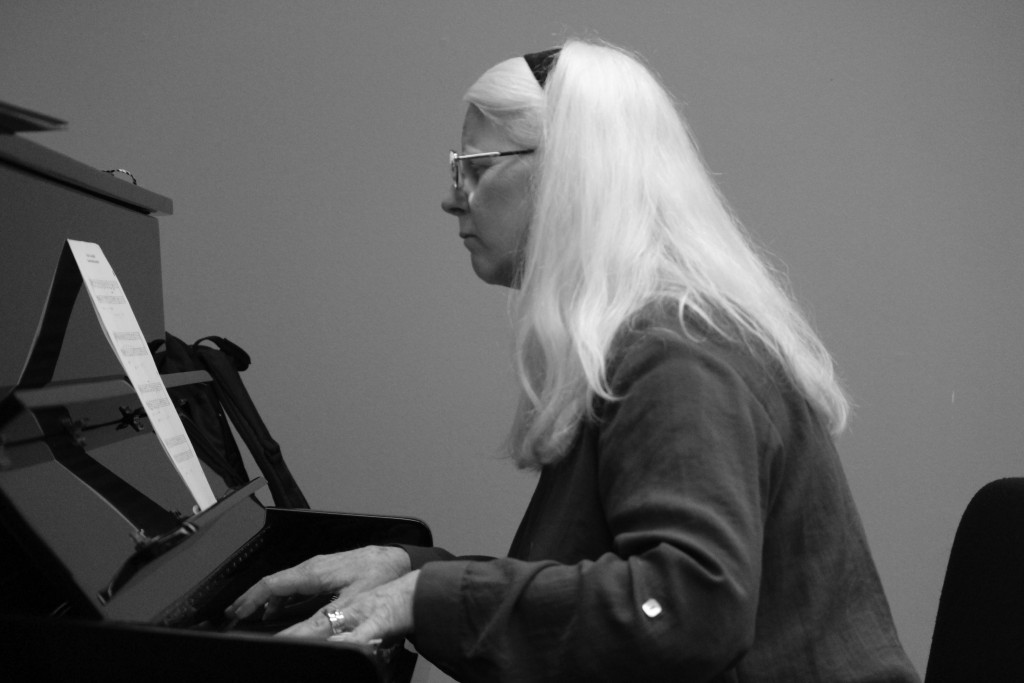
[194,336,250,371]
[192,337,309,509]
[151,333,248,490]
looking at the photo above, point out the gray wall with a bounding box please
[3,2,1022,678]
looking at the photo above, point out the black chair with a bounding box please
[925,477,1024,682]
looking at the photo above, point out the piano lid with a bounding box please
[0,99,67,134]
[0,102,172,215]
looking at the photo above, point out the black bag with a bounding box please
[149,333,309,509]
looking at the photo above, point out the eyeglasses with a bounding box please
[449,149,535,189]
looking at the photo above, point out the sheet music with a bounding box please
[67,239,216,511]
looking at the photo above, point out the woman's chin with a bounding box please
[470,259,514,288]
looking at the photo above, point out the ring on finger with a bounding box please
[324,609,349,636]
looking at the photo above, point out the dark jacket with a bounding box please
[406,307,919,682]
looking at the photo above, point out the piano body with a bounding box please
[0,103,431,681]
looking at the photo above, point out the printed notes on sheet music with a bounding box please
[67,239,216,510]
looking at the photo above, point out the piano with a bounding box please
[0,102,432,681]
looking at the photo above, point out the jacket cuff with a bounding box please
[412,559,472,667]
[392,544,456,571]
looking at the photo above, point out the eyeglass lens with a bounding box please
[449,151,460,189]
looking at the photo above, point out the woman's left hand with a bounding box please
[277,569,420,644]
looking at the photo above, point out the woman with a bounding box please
[228,40,919,682]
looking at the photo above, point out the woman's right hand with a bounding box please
[224,545,411,621]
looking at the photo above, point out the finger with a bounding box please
[276,609,331,639]
[226,579,276,619]
[326,618,382,645]
[328,635,383,649]
[226,568,315,619]
[260,594,289,620]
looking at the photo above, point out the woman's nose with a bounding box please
[442,185,468,216]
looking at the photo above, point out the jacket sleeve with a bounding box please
[395,544,456,570]
[411,333,781,682]
[394,544,495,570]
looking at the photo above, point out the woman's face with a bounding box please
[442,105,535,287]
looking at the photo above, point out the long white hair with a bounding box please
[465,40,850,468]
